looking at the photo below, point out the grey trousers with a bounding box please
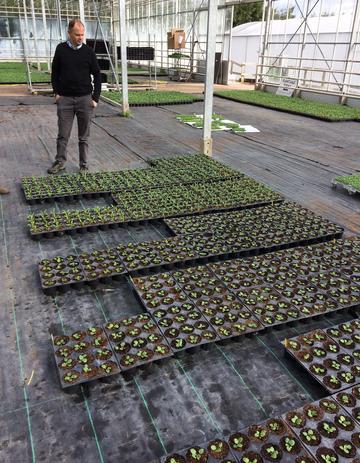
[56,94,94,167]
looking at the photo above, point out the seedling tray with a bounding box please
[39,255,87,295]
[283,397,360,462]
[171,266,263,339]
[332,178,360,196]
[210,260,342,324]
[161,437,238,463]
[52,327,120,388]
[227,417,315,463]
[326,319,360,343]
[79,248,127,283]
[283,329,359,393]
[333,386,360,426]
[130,274,219,352]
[103,314,173,371]
[130,272,181,310]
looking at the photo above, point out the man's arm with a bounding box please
[90,51,101,103]
[51,45,61,96]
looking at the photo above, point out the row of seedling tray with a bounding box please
[37,204,345,293]
[53,300,259,389]
[131,251,359,336]
[160,392,360,462]
[283,320,360,393]
[22,154,242,202]
[40,237,359,336]
[28,177,283,237]
[51,258,359,389]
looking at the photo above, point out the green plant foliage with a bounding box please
[177,113,246,132]
[104,90,202,106]
[214,90,360,121]
[335,173,360,192]
[0,61,50,83]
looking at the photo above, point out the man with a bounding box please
[48,18,101,174]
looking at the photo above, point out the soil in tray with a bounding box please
[79,248,126,280]
[39,255,86,292]
[227,417,315,462]
[103,313,173,371]
[131,273,186,311]
[326,282,360,308]
[52,326,120,388]
[236,285,300,328]
[283,397,360,462]
[131,272,178,296]
[152,305,219,352]
[171,267,263,338]
[162,437,237,463]
[326,321,360,354]
[283,329,358,392]
[333,386,360,426]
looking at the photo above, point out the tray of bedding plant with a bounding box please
[283,397,360,462]
[209,260,305,326]
[116,237,201,274]
[161,436,239,463]
[39,255,87,295]
[227,417,316,463]
[271,277,342,319]
[103,313,173,371]
[333,385,360,426]
[78,248,126,285]
[283,329,359,393]
[171,266,263,339]
[228,252,343,320]
[325,320,360,360]
[130,272,219,352]
[52,326,120,388]
[306,274,360,312]
[129,272,185,311]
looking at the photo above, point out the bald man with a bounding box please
[48,18,101,174]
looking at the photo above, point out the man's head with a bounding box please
[68,19,85,47]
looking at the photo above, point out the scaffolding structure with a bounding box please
[256,0,360,103]
[0,0,234,85]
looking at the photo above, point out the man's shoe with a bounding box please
[79,165,89,172]
[47,161,65,175]
[0,187,9,194]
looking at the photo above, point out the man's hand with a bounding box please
[91,100,98,108]
[55,94,61,103]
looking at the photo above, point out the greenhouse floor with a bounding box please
[0,91,359,462]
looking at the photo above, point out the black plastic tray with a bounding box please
[52,327,120,389]
[283,397,360,462]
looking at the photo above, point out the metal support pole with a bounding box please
[119,0,129,114]
[40,0,50,70]
[29,0,40,69]
[19,0,32,92]
[257,0,272,88]
[79,0,85,41]
[55,0,62,41]
[92,0,120,91]
[295,0,310,94]
[111,2,118,79]
[228,5,234,61]
[154,33,157,89]
[201,0,218,157]
[341,0,360,102]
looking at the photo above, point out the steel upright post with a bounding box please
[201,0,218,156]
[119,0,129,114]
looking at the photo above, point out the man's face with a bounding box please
[68,23,85,47]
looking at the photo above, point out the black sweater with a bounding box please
[51,43,101,102]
